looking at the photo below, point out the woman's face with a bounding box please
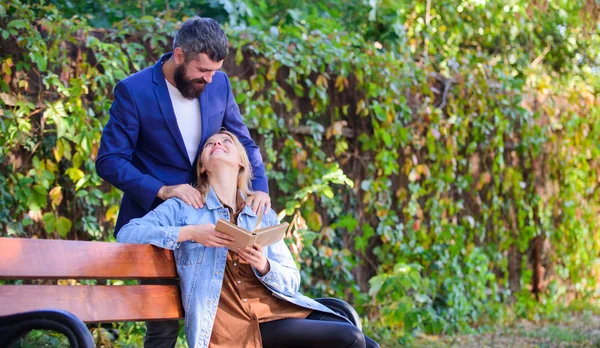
[200,133,241,173]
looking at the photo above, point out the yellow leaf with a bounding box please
[105,205,119,224]
[335,75,346,92]
[376,209,389,218]
[307,211,323,231]
[316,74,328,88]
[18,79,29,90]
[49,186,63,208]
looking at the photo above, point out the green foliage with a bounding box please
[12,330,69,347]
[1,0,599,345]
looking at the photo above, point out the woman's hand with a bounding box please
[246,191,271,215]
[237,243,270,276]
[179,224,235,247]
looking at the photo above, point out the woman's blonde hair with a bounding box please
[196,129,254,197]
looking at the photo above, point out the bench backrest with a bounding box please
[0,237,184,323]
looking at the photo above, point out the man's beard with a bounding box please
[173,64,206,100]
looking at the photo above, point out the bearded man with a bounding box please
[96,17,270,348]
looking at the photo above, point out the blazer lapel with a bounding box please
[152,54,189,165]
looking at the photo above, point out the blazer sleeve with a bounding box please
[222,74,269,193]
[96,80,164,211]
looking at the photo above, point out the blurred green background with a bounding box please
[1,0,599,346]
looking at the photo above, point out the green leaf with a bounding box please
[65,168,84,182]
[33,184,47,196]
[337,215,358,231]
[42,213,56,233]
[414,293,431,303]
[404,311,420,331]
[56,217,72,237]
[368,274,387,297]
[322,186,334,199]
[372,102,386,122]
[7,19,27,29]
[235,92,247,104]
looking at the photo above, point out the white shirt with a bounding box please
[165,79,202,165]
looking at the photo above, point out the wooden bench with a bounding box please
[0,237,360,347]
[0,237,183,347]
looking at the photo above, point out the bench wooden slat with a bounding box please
[0,285,184,323]
[0,238,177,279]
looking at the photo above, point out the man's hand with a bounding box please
[158,184,205,209]
[237,243,270,276]
[245,191,271,215]
[178,223,235,247]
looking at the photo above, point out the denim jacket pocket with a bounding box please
[176,241,206,266]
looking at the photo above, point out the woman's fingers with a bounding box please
[215,231,235,242]
[237,248,255,261]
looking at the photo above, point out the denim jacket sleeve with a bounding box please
[116,198,185,250]
[253,210,301,297]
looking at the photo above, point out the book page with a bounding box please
[215,219,289,250]
[255,223,289,247]
[215,219,256,250]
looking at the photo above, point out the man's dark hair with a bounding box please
[173,17,229,62]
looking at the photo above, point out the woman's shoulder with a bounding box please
[157,197,209,214]
[263,208,282,226]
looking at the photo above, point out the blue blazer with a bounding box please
[96,53,268,235]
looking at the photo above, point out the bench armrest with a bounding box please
[315,297,362,331]
[0,309,94,348]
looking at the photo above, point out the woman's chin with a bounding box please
[204,157,239,170]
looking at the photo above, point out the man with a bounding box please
[96,17,270,347]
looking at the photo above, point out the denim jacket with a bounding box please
[117,188,345,348]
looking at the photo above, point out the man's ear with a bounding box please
[173,47,185,65]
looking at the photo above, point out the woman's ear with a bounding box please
[200,166,206,173]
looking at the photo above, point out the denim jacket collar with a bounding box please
[205,187,257,218]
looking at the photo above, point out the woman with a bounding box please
[117,130,379,348]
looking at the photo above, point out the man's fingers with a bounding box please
[190,194,202,210]
[250,199,259,214]
[183,186,201,209]
[180,195,193,206]
[184,195,198,209]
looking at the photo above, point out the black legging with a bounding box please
[259,311,380,348]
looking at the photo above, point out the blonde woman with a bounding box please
[117,130,379,348]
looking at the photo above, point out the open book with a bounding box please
[215,211,289,250]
